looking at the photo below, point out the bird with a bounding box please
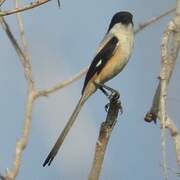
[43,11,134,167]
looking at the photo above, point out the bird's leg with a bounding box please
[95,82,120,100]
[98,87,111,112]
[99,87,109,98]
[95,82,122,112]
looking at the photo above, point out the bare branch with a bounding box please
[88,94,122,180]
[158,16,177,180]
[0,2,36,179]
[5,91,36,180]
[0,0,51,17]
[165,116,180,166]
[144,0,180,176]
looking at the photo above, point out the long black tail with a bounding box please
[43,95,86,167]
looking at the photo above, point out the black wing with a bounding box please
[82,36,118,94]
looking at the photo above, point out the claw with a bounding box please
[113,92,120,100]
[105,103,110,112]
[108,91,120,102]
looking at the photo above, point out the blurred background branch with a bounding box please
[0,0,6,7]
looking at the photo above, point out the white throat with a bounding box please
[109,23,134,39]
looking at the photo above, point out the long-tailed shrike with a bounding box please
[43,11,134,167]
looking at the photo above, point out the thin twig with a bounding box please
[0,0,51,17]
[0,17,26,67]
[88,94,122,180]
[57,0,60,8]
[0,0,6,7]
[36,66,88,97]
[14,0,31,81]
[0,17,33,85]
[135,7,175,34]
[14,0,29,56]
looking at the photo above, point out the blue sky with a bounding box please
[0,0,179,180]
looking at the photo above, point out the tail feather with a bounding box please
[43,95,86,167]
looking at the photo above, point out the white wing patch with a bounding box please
[96,59,102,67]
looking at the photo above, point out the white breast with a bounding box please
[110,23,134,60]
[110,23,134,73]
